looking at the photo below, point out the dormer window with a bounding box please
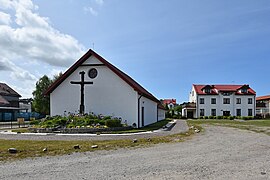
[205,88,211,93]
[241,89,247,93]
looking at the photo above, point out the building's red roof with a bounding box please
[193,84,256,95]
[161,99,177,105]
[256,95,270,101]
[45,49,160,103]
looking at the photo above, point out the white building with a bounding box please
[45,49,166,128]
[182,84,256,118]
[256,95,270,118]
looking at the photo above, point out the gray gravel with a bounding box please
[1,125,270,180]
[0,120,188,141]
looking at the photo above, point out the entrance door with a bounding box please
[187,111,194,118]
[223,111,230,116]
[141,107,144,127]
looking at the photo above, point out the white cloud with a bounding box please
[0,11,11,25]
[0,0,86,98]
[83,0,104,16]
[83,6,98,16]
[0,58,37,81]
[0,0,85,68]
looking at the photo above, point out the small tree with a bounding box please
[32,75,52,115]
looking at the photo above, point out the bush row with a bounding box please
[198,116,254,120]
[31,115,123,128]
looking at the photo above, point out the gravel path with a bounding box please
[0,120,188,141]
[0,125,269,180]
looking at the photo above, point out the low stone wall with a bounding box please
[28,126,133,134]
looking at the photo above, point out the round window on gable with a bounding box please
[88,68,98,79]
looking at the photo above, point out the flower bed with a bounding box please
[28,126,133,134]
[29,113,131,133]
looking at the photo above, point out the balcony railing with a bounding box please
[256,102,266,107]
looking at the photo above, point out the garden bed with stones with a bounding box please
[28,126,133,134]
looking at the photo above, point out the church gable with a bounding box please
[45,49,159,103]
[82,55,104,65]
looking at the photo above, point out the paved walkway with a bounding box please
[0,120,189,141]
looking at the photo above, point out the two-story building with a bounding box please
[256,95,270,118]
[0,83,21,121]
[182,84,256,118]
[161,99,177,109]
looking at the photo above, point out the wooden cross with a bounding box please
[70,71,93,114]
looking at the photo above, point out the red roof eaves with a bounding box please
[256,95,270,101]
[193,84,256,95]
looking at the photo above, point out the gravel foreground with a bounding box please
[0,126,269,180]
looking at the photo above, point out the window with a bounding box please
[223,98,230,104]
[211,109,216,116]
[248,109,253,116]
[241,89,247,93]
[236,109,241,116]
[211,98,216,104]
[205,88,211,93]
[236,98,241,104]
[200,109,205,116]
[223,92,230,96]
[248,98,253,104]
[200,98,204,104]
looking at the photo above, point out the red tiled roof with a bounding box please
[161,99,177,105]
[256,95,270,101]
[45,49,160,103]
[193,84,256,95]
[0,83,21,97]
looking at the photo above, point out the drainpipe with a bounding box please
[157,104,158,122]
[138,95,143,128]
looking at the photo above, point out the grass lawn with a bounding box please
[187,119,270,135]
[105,119,172,134]
[0,125,197,162]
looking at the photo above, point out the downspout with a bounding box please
[138,94,143,128]
[254,95,256,117]
[157,104,158,122]
[196,95,198,118]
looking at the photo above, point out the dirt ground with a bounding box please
[0,125,269,180]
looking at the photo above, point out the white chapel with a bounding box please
[45,49,166,128]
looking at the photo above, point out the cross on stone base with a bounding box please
[70,71,93,114]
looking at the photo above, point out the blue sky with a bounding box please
[0,0,270,103]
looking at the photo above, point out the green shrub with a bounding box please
[105,119,122,127]
[217,116,223,119]
[228,116,234,120]
[103,116,111,120]
[208,116,214,119]
[85,114,98,119]
[203,116,208,119]
[30,120,40,125]
[99,120,106,125]
[94,119,100,125]
[199,116,204,119]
